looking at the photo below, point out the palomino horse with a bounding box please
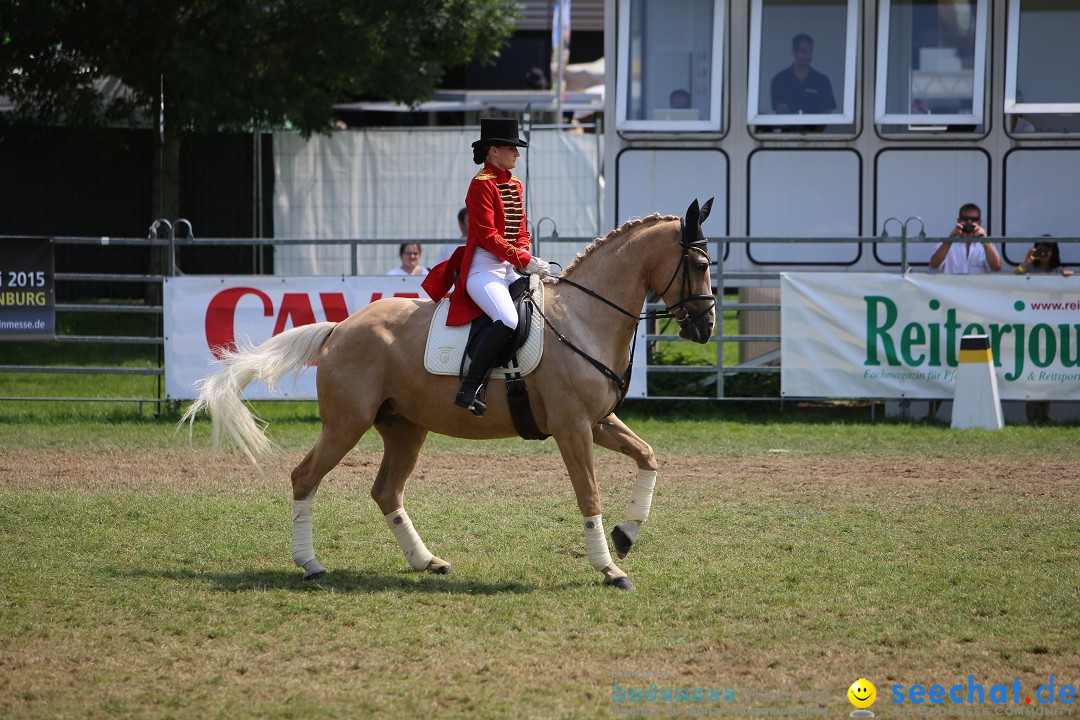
[181,199,715,590]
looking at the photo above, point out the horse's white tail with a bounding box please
[179,321,337,466]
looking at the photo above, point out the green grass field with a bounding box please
[2,399,1078,719]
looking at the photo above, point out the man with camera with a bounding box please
[929,203,1002,274]
[925,203,1001,421]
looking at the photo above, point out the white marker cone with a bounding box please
[951,335,1004,430]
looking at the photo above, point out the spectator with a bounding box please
[669,89,692,109]
[1014,238,1072,423]
[1014,239,1073,278]
[925,203,1001,420]
[1011,114,1036,133]
[1010,91,1036,133]
[525,67,549,90]
[928,203,1001,274]
[434,208,467,267]
[387,242,427,277]
[771,33,836,116]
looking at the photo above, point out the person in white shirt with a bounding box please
[925,203,1001,419]
[1012,115,1035,133]
[387,243,428,277]
[929,203,1002,275]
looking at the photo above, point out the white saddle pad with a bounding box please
[424,275,544,378]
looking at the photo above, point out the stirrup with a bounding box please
[455,385,487,416]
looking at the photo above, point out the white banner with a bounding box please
[272,128,601,276]
[164,276,646,401]
[781,273,1080,400]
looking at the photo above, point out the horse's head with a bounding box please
[652,198,716,344]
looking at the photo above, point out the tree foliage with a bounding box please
[0,0,518,136]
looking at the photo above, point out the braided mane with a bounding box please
[557,213,679,279]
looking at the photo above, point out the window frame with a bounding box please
[874,0,989,127]
[1004,0,1080,117]
[615,0,726,133]
[746,0,859,128]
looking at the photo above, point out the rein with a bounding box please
[534,241,715,406]
[532,297,633,400]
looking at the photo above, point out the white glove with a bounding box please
[525,256,551,278]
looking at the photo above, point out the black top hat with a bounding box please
[471,117,528,149]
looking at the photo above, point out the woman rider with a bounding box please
[422,117,551,415]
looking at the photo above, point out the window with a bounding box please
[1005,0,1080,134]
[747,0,858,133]
[616,0,725,132]
[747,150,860,265]
[875,0,988,130]
[616,149,728,236]
[874,149,989,266]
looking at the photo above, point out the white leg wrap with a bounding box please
[626,469,657,523]
[386,509,434,571]
[292,498,325,576]
[584,515,613,571]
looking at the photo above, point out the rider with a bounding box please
[422,117,551,415]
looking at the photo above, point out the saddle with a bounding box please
[460,275,534,375]
[424,274,544,379]
[424,274,548,440]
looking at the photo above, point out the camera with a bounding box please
[1033,249,1048,259]
[961,222,976,234]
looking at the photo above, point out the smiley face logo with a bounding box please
[848,678,877,710]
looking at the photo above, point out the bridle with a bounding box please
[653,224,716,329]
[532,223,716,408]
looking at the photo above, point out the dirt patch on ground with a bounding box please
[1,448,1073,501]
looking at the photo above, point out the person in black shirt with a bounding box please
[771,33,836,116]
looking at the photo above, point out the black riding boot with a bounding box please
[455,320,514,416]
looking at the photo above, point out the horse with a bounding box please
[180,199,716,591]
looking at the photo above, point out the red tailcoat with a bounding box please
[422,162,532,325]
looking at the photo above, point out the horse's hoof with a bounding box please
[301,559,327,581]
[604,575,634,591]
[612,524,633,559]
[426,558,452,575]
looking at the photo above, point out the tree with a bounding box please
[1,0,517,134]
[0,0,518,218]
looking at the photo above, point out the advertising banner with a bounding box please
[0,238,55,340]
[781,273,1080,400]
[165,276,647,401]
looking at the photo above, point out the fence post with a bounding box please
[173,219,194,277]
[534,217,559,260]
[902,217,925,275]
[149,218,174,274]
[715,235,725,399]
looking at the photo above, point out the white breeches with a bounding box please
[466,265,518,330]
